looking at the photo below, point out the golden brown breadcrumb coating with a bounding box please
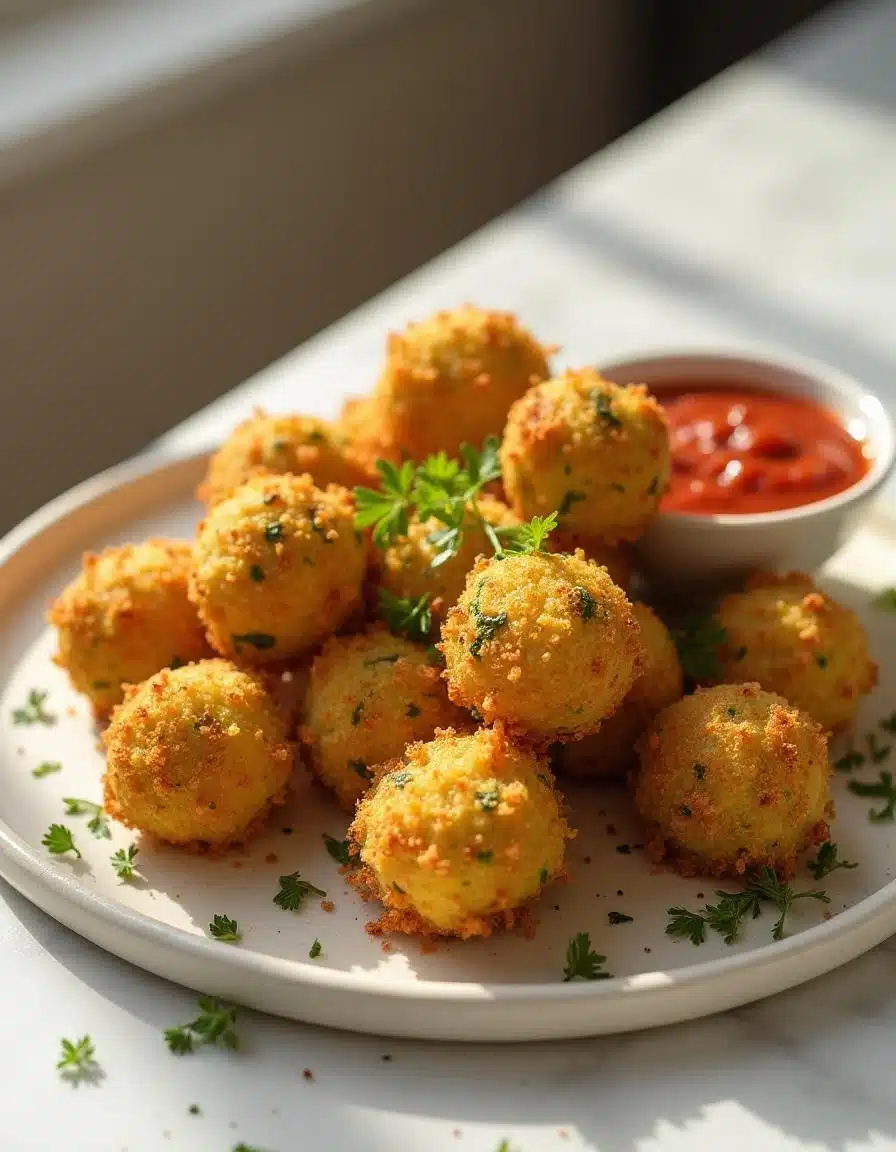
[440,550,643,744]
[714,571,877,732]
[189,473,366,665]
[48,539,210,716]
[501,368,670,542]
[373,305,552,459]
[299,629,467,810]
[198,410,372,507]
[634,682,831,879]
[103,659,294,849]
[348,724,571,938]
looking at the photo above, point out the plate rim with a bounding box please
[2,447,896,1019]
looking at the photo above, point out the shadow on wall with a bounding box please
[0,0,645,534]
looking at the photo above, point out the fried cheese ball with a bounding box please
[198,410,371,506]
[337,394,402,470]
[348,725,571,938]
[190,474,366,665]
[548,531,633,591]
[378,496,518,625]
[561,602,683,779]
[373,305,551,459]
[300,630,467,809]
[501,368,670,542]
[634,683,831,878]
[715,571,877,732]
[441,550,643,743]
[48,539,210,716]
[103,660,294,849]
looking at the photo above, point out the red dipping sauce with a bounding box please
[660,386,870,515]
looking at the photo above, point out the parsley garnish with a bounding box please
[264,522,283,543]
[354,459,416,546]
[615,844,632,855]
[573,585,597,620]
[835,749,864,774]
[476,785,501,811]
[608,911,633,925]
[63,797,110,839]
[12,689,55,726]
[469,579,508,658]
[351,701,364,726]
[873,587,896,612]
[558,490,586,517]
[42,823,80,858]
[57,1035,98,1080]
[499,512,559,556]
[668,870,829,944]
[866,732,891,764]
[322,833,356,867]
[32,760,62,778]
[881,712,896,734]
[592,388,622,429]
[309,939,322,959]
[165,997,239,1054]
[111,844,139,880]
[849,770,896,822]
[378,588,433,642]
[807,841,858,880]
[391,770,413,789]
[231,631,276,652]
[563,932,612,981]
[350,759,372,780]
[406,702,421,718]
[249,564,265,582]
[209,914,241,943]
[746,867,830,940]
[274,872,326,911]
[362,654,400,667]
[672,616,728,682]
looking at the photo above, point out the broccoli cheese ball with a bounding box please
[501,368,670,542]
[378,496,518,625]
[373,305,551,459]
[198,410,371,506]
[561,602,683,779]
[634,683,831,878]
[300,630,467,809]
[190,474,365,665]
[48,539,210,716]
[549,531,633,591]
[103,660,294,849]
[715,571,877,732]
[349,725,571,937]
[441,550,643,743]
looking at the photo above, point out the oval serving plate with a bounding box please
[0,449,894,1042]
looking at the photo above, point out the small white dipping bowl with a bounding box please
[600,350,896,588]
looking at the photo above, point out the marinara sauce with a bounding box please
[660,385,870,515]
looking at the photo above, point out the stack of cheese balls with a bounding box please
[48,304,876,943]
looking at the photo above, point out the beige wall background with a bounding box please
[0,0,643,532]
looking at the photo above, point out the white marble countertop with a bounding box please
[5,2,896,1149]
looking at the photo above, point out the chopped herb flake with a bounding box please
[32,761,62,778]
[274,872,326,911]
[12,689,55,726]
[232,631,276,651]
[309,939,322,959]
[563,932,611,981]
[608,911,633,925]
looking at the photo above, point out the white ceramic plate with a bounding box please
[1,450,895,1042]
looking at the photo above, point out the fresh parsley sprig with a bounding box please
[807,842,857,880]
[57,1035,98,1080]
[671,616,729,682]
[12,689,56,726]
[498,512,558,556]
[209,914,241,943]
[849,770,896,823]
[322,833,357,868]
[42,823,80,859]
[873,587,896,612]
[562,932,612,981]
[746,867,830,940]
[273,872,326,912]
[354,460,416,547]
[63,797,111,840]
[378,589,433,642]
[165,997,239,1055]
[111,844,139,881]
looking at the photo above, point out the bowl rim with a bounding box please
[599,347,896,527]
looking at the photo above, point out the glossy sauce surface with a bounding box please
[660,385,870,515]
